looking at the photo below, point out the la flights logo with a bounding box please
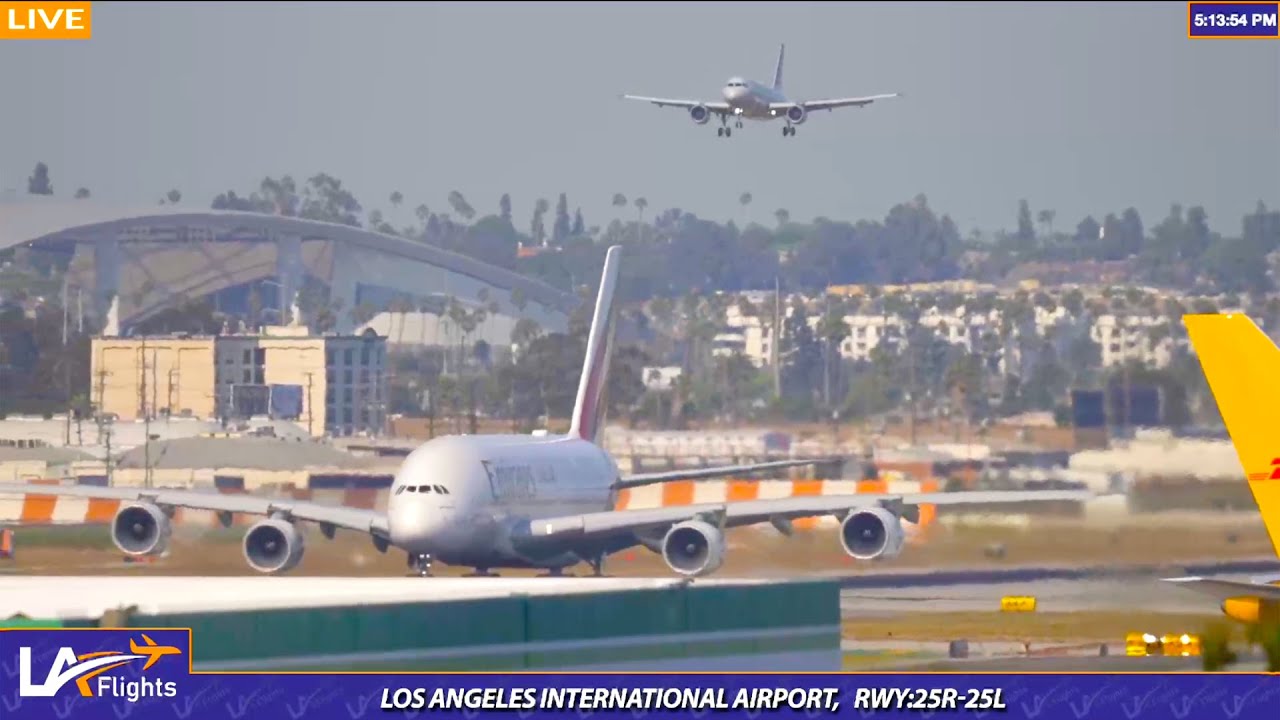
[3,628,190,712]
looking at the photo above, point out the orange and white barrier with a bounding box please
[0,478,939,543]
[0,486,388,529]
[614,476,939,543]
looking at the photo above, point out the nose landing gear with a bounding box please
[406,552,433,577]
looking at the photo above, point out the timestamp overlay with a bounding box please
[1189,2,1280,38]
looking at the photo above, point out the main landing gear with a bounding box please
[783,125,796,137]
[587,554,607,578]
[407,552,433,577]
[717,116,744,138]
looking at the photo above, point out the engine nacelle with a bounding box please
[840,506,905,560]
[689,105,711,125]
[111,503,172,556]
[661,520,726,577]
[1221,597,1280,625]
[242,519,305,574]
[785,104,808,125]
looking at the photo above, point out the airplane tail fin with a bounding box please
[772,44,785,91]
[1184,313,1280,558]
[567,245,623,445]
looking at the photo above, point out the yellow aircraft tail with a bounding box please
[1184,313,1280,558]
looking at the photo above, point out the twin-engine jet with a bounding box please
[622,44,900,137]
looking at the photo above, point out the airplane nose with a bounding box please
[389,501,460,552]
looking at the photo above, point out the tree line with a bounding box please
[18,162,1280,300]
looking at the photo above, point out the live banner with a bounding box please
[3,629,1278,720]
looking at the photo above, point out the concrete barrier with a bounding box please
[1,576,842,672]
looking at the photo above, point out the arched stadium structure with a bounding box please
[0,197,576,342]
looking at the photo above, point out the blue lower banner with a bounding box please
[2,629,1279,720]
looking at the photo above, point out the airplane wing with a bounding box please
[519,489,1091,542]
[621,95,733,114]
[0,483,389,540]
[615,458,835,490]
[775,93,901,113]
[1161,576,1280,602]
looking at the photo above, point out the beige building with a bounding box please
[90,327,388,437]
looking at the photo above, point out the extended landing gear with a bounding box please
[587,554,607,578]
[717,126,732,138]
[783,125,796,137]
[406,552,433,577]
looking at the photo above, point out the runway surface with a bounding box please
[909,654,1269,672]
[840,574,1249,616]
[837,569,1270,672]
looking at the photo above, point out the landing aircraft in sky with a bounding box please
[0,246,1086,578]
[622,44,900,137]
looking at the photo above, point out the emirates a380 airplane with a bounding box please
[0,246,1087,578]
[622,45,900,137]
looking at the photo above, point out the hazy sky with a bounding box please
[2,1,1277,237]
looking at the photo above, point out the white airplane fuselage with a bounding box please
[387,433,620,569]
[722,76,788,120]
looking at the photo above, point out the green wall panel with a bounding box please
[524,588,686,642]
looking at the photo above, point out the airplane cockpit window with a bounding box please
[399,485,450,495]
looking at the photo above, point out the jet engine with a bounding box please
[111,502,172,556]
[1221,597,1280,625]
[242,518,305,574]
[689,105,711,125]
[785,105,808,125]
[661,520,725,577]
[839,506,905,560]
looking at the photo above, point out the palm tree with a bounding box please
[634,197,648,223]
[774,208,790,227]
[612,193,628,215]
[390,191,403,208]
[739,192,753,224]
[447,191,475,222]
[816,307,851,407]
[532,198,550,246]
[1036,209,1056,236]
[510,317,542,349]
[74,187,90,199]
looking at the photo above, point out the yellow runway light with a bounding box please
[1000,596,1037,613]
[1161,633,1201,657]
[1126,632,1162,657]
